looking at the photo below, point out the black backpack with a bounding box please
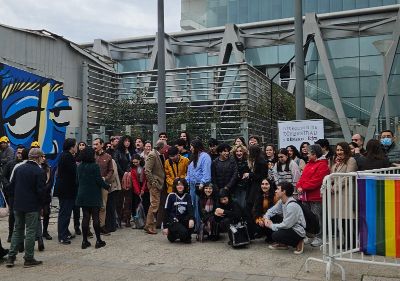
[288,200,320,235]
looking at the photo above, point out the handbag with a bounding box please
[229,221,250,247]
[132,202,145,229]
[0,188,9,218]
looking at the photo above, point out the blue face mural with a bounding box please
[0,63,71,167]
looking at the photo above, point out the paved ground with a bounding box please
[0,213,399,281]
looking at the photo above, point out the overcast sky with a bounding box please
[0,0,182,43]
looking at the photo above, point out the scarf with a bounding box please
[204,198,213,213]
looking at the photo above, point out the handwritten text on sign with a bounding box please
[278,119,324,149]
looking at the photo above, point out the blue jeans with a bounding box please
[9,211,39,259]
[189,182,200,232]
[58,198,75,241]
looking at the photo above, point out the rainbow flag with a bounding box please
[358,178,400,258]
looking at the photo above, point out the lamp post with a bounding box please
[373,39,394,131]
[157,0,166,133]
[294,0,305,120]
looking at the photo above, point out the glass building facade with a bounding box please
[199,0,400,28]
[111,1,400,139]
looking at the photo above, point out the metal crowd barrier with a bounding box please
[305,166,400,281]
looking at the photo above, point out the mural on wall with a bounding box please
[0,63,71,168]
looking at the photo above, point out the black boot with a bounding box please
[0,247,9,258]
[74,226,82,236]
[24,258,43,268]
[95,240,106,249]
[38,237,44,252]
[43,232,52,240]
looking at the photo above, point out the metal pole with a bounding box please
[294,0,305,120]
[383,57,390,130]
[157,0,166,132]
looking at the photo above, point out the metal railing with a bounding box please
[118,63,289,143]
[306,167,400,281]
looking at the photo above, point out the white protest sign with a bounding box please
[278,119,324,149]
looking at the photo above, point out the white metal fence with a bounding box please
[305,166,400,281]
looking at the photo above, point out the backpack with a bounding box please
[288,200,320,235]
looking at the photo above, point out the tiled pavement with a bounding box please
[0,215,399,281]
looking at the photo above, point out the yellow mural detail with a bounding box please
[37,83,50,146]
[2,82,40,99]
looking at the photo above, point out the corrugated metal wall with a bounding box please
[0,24,116,144]
[0,25,88,99]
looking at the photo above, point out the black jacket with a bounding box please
[235,158,250,191]
[1,159,21,196]
[247,156,268,204]
[11,161,46,212]
[114,149,133,178]
[211,156,238,191]
[54,151,78,199]
[215,200,243,224]
[357,156,390,171]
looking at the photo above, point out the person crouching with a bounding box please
[162,178,194,243]
[263,182,306,254]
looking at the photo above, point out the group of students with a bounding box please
[0,128,399,267]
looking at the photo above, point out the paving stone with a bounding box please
[180,268,226,278]
[362,277,400,281]
[223,271,249,280]
[246,275,274,281]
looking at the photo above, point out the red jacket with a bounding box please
[131,166,147,195]
[297,158,330,202]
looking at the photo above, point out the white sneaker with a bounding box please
[311,237,322,247]
[304,237,312,245]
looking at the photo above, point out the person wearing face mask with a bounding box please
[379,130,400,166]
[211,143,238,193]
[162,178,194,243]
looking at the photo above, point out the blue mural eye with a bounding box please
[5,109,37,138]
[50,106,72,127]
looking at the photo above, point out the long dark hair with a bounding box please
[335,142,352,163]
[286,145,301,160]
[365,139,386,160]
[276,148,291,172]
[265,143,278,163]
[190,139,205,168]
[299,142,310,162]
[117,135,134,154]
[248,144,262,162]
[259,178,276,201]
[180,131,191,147]
[80,147,96,163]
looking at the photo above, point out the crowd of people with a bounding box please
[0,128,399,268]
